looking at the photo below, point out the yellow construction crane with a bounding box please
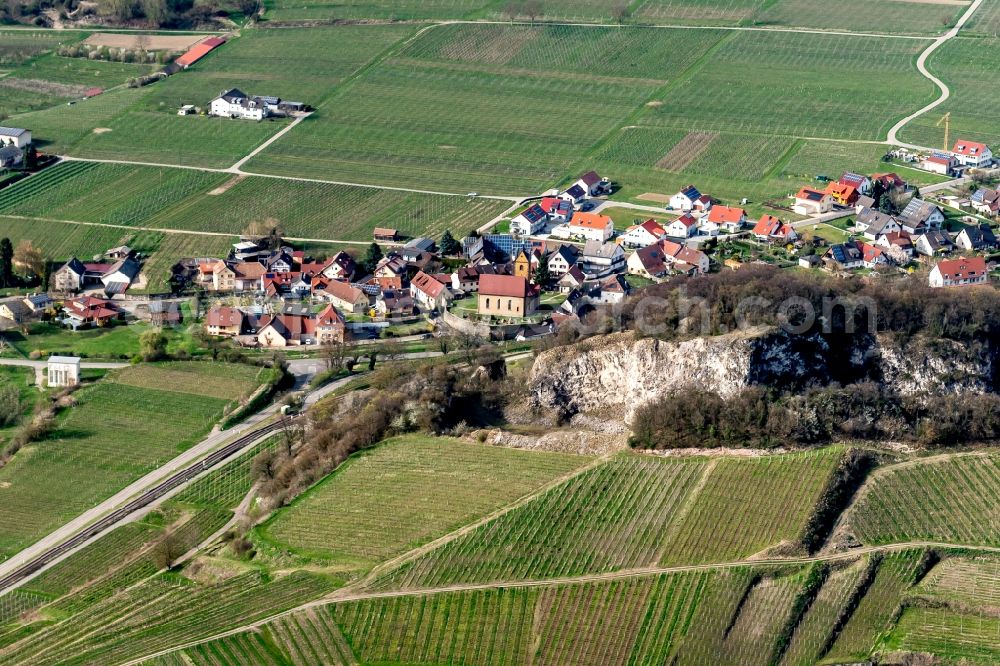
[936,112,951,151]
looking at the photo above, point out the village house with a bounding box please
[477,274,539,317]
[857,209,902,241]
[669,185,710,212]
[547,245,580,276]
[320,251,356,281]
[510,204,548,237]
[620,219,667,248]
[210,89,270,120]
[929,256,989,288]
[825,182,858,207]
[970,188,1000,217]
[0,300,28,324]
[955,224,999,251]
[558,266,587,293]
[594,274,630,305]
[752,215,797,243]
[627,242,672,281]
[64,296,122,327]
[233,240,267,261]
[255,304,345,347]
[374,254,408,283]
[232,261,267,291]
[206,306,245,337]
[793,188,833,216]
[899,198,945,233]
[664,213,698,239]
[839,172,871,195]
[706,205,747,233]
[573,170,612,197]
[23,293,53,314]
[951,140,993,168]
[207,261,236,291]
[874,232,914,263]
[920,152,958,176]
[374,289,414,318]
[539,197,573,222]
[52,258,87,292]
[320,280,369,314]
[451,266,481,292]
[914,229,954,257]
[554,212,614,242]
[0,127,31,149]
[410,271,452,312]
[825,242,864,271]
[579,240,625,278]
[559,184,588,205]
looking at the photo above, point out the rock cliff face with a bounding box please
[530,328,998,423]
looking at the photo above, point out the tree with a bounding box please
[24,144,37,169]
[13,240,44,279]
[523,0,542,21]
[362,242,383,274]
[502,0,521,19]
[322,340,348,371]
[242,218,283,250]
[611,2,631,23]
[0,383,20,427]
[533,259,550,287]
[139,328,169,361]
[251,449,276,481]
[42,261,52,292]
[440,230,461,256]
[151,534,186,570]
[0,238,13,288]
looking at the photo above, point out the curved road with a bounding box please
[886,0,985,149]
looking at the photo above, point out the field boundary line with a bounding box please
[228,112,312,172]
[117,539,1000,666]
[352,453,616,590]
[886,0,985,148]
[442,19,938,40]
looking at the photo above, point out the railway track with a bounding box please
[0,419,290,595]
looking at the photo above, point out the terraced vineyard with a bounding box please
[0,570,337,666]
[262,436,588,569]
[847,453,1000,547]
[885,606,1000,663]
[659,449,844,565]
[388,456,707,588]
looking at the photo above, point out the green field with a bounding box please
[898,36,1000,150]
[846,453,1000,547]
[886,606,1000,665]
[0,362,265,559]
[246,24,725,193]
[261,435,587,569]
[0,161,512,247]
[2,322,199,359]
[262,0,492,22]
[755,0,964,35]
[384,449,843,589]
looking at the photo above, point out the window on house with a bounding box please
[486,298,490,309]
[507,299,512,311]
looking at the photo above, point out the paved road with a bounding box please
[885,0,986,149]
[228,113,312,172]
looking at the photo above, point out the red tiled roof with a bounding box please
[570,212,612,230]
[707,205,745,224]
[935,256,987,279]
[206,306,242,328]
[479,274,530,298]
[323,279,365,304]
[411,270,448,299]
[952,140,989,157]
[753,215,782,236]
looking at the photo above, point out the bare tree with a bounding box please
[13,241,45,280]
[502,0,521,20]
[523,0,542,21]
[611,2,630,23]
[151,534,186,570]
[322,340,348,371]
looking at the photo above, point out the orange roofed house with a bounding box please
[553,212,614,242]
[929,257,989,288]
[478,274,540,317]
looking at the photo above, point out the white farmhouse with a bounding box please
[0,127,31,149]
[210,89,268,120]
[951,140,993,168]
[47,356,81,388]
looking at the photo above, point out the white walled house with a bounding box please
[0,127,31,149]
[793,188,833,216]
[620,219,667,248]
[952,140,993,168]
[669,185,703,212]
[510,204,548,236]
[664,214,698,238]
[210,89,268,120]
[929,257,989,288]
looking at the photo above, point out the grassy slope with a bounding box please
[0,362,264,559]
[260,435,589,570]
